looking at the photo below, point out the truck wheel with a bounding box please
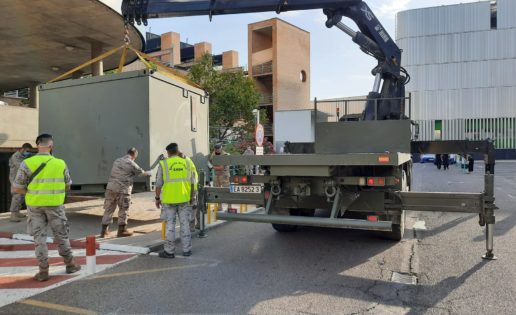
[270,208,299,232]
[291,208,315,217]
[383,210,405,241]
[272,224,297,232]
[382,170,408,241]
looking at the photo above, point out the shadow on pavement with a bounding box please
[0,221,492,314]
[472,209,516,242]
[419,214,477,240]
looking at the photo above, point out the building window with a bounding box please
[490,1,497,30]
[300,70,307,83]
[434,120,442,140]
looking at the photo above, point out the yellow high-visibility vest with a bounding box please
[160,156,197,204]
[25,155,67,207]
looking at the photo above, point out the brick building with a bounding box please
[124,31,241,72]
[248,18,311,141]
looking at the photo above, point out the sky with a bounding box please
[147,0,481,99]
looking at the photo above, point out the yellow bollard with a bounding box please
[239,204,243,213]
[161,221,166,240]
[207,203,212,225]
[244,204,248,212]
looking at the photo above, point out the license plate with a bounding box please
[230,185,262,194]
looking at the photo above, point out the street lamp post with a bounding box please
[252,109,259,126]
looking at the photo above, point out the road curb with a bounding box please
[99,242,150,254]
[0,231,14,239]
[148,208,263,253]
[0,208,262,255]
[0,232,152,254]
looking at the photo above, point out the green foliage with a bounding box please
[188,54,218,95]
[20,98,30,106]
[104,69,118,75]
[188,53,260,143]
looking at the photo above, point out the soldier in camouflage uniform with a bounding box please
[100,148,151,238]
[243,146,255,175]
[155,143,198,258]
[209,144,231,211]
[11,134,81,282]
[8,143,33,222]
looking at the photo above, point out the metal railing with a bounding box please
[263,123,273,136]
[221,66,245,73]
[252,61,273,76]
[314,94,412,123]
[3,88,28,99]
[259,93,273,106]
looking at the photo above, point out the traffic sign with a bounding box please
[256,146,264,155]
[255,123,264,147]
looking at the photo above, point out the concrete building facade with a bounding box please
[397,0,516,157]
[0,0,144,211]
[248,18,311,141]
[125,31,240,73]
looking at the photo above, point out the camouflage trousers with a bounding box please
[190,205,200,231]
[9,193,24,213]
[214,173,230,187]
[214,173,231,209]
[28,205,73,268]
[161,203,192,254]
[102,189,131,225]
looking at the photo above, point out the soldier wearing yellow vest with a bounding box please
[155,143,198,258]
[11,134,81,282]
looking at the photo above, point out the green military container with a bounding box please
[39,70,209,193]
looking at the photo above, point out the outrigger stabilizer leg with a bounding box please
[198,171,208,238]
[481,144,496,260]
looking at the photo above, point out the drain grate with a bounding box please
[391,272,417,285]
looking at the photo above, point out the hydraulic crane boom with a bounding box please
[122,0,409,120]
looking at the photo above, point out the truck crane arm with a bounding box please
[122,0,409,120]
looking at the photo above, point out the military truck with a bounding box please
[123,0,497,259]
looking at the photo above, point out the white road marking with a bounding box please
[413,221,427,230]
[0,239,33,245]
[0,249,132,259]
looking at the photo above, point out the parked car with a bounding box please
[420,154,435,163]
[420,154,456,164]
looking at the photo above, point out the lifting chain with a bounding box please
[124,24,131,45]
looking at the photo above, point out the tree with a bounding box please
[188,54,260,144]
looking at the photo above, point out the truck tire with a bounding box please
[383,210,405,241]
[291,208,315,217]
[272,224,297,232]
[270,208,299,232]
[382,170,408,241]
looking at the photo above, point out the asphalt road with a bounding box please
[1,162,515,314]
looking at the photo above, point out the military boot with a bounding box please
[100,224,112,238]
[9,212,25,222]
[117,225,133,237]
[64,256,81,274]
[34,265,49,282]
[14,211,26,218]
